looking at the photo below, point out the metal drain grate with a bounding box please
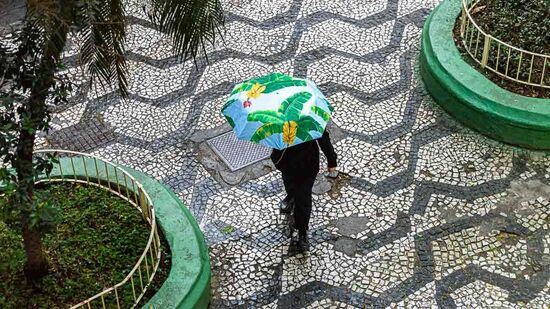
[207,131,271,171]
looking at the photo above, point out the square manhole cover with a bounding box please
[207,131,271,171]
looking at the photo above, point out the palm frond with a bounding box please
[16,0,70,99]
[26,0,65,32]
[74,0,128,97]
[148,0,225,61]
[24,0,64,60]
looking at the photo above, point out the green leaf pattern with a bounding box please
[278,92,312,120]
[311,106,330,122]
[295,127,313,142]
[224,115,235,128]
[298,115,324,133]
[250,123,283,143]
[230,73,295,95]
[225,73,333,147]
[263,80,307,94]
[247,110,284,124]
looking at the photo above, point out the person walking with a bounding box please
[221,73,337,252]
[271,129,338,252]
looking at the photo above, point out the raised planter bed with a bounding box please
[420,0,550,149]
[128,167,211,309]
[36,152,211,309]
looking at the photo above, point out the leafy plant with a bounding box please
[473,0,550,54]
[0,0,224,282]
[456,0,550,97]
[0,183,169,308]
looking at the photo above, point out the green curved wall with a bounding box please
[43,158,211,309]
[128,168,211,309]
[420,0,550,149]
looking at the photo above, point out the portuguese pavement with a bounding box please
[37,0,550,307]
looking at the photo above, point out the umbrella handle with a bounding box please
[274,148,287,165]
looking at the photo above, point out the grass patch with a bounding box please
[0,182,170,308]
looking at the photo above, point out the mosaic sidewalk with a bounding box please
[39,0,550,307]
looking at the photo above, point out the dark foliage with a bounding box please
[0,183,170,308]
[0,0,223,282]
[473,0,550,54]
[454,0,550,98]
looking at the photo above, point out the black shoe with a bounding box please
[296,232,309,253]
[279,196,294,214]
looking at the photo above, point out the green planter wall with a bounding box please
[130,168,211,309]
[44,158,211,309]
[420,0,550,149]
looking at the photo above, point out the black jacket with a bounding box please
[271,130,337,176]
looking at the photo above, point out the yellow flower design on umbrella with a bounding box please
[242,83,266,108]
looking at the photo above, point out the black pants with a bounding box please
[282,173,317,233]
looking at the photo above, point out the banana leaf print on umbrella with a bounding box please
[248,92,323,145]
[221,73,334,150]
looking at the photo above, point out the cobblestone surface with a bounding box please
[33,0,550,307]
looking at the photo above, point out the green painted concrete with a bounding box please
[130,170,211,309]
[41,158,211,309]
[420,0,550,149]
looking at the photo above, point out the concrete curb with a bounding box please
[127,168,211,309]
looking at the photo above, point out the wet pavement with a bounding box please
[31,0,550,307]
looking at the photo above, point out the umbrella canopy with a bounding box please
[221,73,333,150]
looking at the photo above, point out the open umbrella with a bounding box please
[221,73,333,150]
